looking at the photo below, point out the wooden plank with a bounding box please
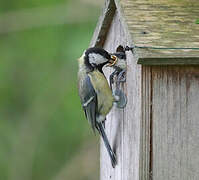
[89,0,116,48]
[140,66,152,180]
[100,9,142,180]
[117,0,199,61]
[152,66,199,180]
[101,11,126,180]
[138,57,199,65]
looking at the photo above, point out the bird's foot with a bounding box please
[116,70,126,84]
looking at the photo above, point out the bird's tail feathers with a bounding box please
[97,122,117,168]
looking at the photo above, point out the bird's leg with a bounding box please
[97,121,117,167]
[116,69,126,88]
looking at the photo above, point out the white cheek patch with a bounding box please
[89,53,108,65]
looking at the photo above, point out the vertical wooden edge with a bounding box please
[89,0,116,48]
[140,66,152,180]
[149,65,199,180]
[149,66,153,180]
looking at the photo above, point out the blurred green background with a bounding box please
[0,0,103,179]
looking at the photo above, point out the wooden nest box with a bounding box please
[90,0,199,179]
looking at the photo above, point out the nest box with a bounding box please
[90,0,199,179]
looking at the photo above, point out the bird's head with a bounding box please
[83,47,116,72]
[106,45,126,70]
[111,45,126,61]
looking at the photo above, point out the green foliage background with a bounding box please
[0,0,102,179]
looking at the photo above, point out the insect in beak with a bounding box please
[106,55,118,67]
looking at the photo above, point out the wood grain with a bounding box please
[91,0,199,65]
[152,66,199,180]
[138,57,199,65]
[101,10,142,180]
[119,0,199,59]
[92,1,199,180]
[89,0,116,48]
[140,66,152,180]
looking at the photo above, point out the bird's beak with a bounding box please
[106,55,118,67]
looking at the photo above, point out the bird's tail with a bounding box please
[97,122,117,168]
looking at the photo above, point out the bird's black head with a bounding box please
[114,45,126,60]
[84,47,112,73]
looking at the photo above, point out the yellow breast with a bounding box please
[88,71,114,116]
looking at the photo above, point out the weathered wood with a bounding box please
[138,57,199,65]
[92,1,199,180]
[101,11,125,180]
[92,0,199,64]
[89,0,116,48]
[101,10,142,180]
[119,0,199,61]
[140,66,152,180]
[152,66,199,180]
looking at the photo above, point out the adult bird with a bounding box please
[77,47,117,167]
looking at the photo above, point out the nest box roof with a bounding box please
[90,0,199,65]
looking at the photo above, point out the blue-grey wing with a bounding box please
[78,75,97,132]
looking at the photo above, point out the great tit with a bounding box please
[77,47,117,167]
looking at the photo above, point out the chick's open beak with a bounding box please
[106,55,118,67]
